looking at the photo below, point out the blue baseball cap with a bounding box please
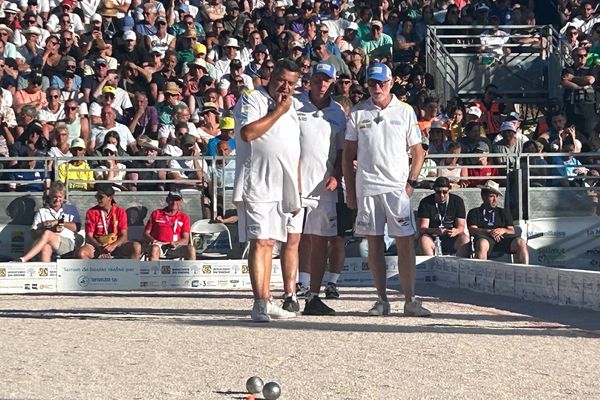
[366,63,392,82]
[313,62,336,78]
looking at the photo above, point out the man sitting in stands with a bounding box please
[466,180,528,264]
[143,189,195,260]
[77,184,142,260]
[20,182,81,262]
[417,177,470,256]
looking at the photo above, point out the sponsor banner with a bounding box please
[57,259,140,291]
[0,262,56,293]
[0,225,36,261]
[527,217,600,270]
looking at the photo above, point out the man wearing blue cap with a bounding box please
[343,63,431,317]
[284,62,346,315]
[233,59,302,322]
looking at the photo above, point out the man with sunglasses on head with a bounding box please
[77,184,142,260]
[343,62,431,317]
[417,177,470,257]
[561,47,597,139]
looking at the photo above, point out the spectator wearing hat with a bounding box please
[311,38,350,77]
[428,119,450,155]
[94,142,127,188]
[171,6,205,39]
[244,43,268,79]
[206,115,235,156]
[156,81,184,125]
[50,56,81,92]
[127,136,167,191]
[46,0,85,35]
[15,26,43,70]
[321,0,347,40]
[417,177,470,256]
[338,22,359,53]
[475,84,514,136]
[89,105,137,154]
[150,50,178,103]
[92,81,132,121]
[0,24,17,59]
[459,120,493,163]
[214,37,243,80]
[466,140,499,187]
[143,189,195,260]
[196,101,220,139]
[467,180,528,264]
[220,58,254,90]
[57,138,95,191]
[146,16,175,57]
[115,30,144,65]
[562,47,597,139]
[14,71,46,112]
[81,57,110,104]
[2,3,20,32]
[79,13,104,47]
[13,12,49,48]
[16,55,48,91]
[493,121,522,168]
[78,184,142,260]
[360,20,392,61]
[223,0,248,39]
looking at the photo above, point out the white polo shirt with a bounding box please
[233,87,301,213]
[294,91,346,203]
[31,204,81,242]
[346,95,421,198]
[91,123,135,151]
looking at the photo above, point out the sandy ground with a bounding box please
[0,285,599,400]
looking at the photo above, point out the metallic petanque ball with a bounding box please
[262,382,281,400]
[245,376,264,394]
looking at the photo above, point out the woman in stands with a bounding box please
[19,181,82,262]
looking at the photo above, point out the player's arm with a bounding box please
[407,143,425,195]
[240,95,292,142]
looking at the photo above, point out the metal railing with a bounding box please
[1,152,599,221]
[426,25,563,104]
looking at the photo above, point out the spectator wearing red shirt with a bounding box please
[77,184,142,259]
[144,190,195,261]
[467,142,498,187]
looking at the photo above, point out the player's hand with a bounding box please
[490,228,504,242]
[103,243,117,254]
[324,176,337,191]
[447,228,460,237]
[275,93,292,114]
[405,184,414,197]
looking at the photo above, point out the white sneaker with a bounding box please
[251,300,270,322]
[367,300,391,316]
[404,299,431,317]
[267,300,297,319]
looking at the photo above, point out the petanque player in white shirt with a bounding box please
[290,62,347,316]
[343,63,431,317]
[233,59,302,323]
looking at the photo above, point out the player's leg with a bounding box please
[20,230,62,262]
[419,233,435,256]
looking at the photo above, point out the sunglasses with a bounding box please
[340,79,352,85]
[49,95,60,99]
[28,20,36,24]
[95,193,108,199]
[300,63,310,68]
[66,65,76,69]
[576,53,587,58]
[367,80,387,87]
[0,32,9,36]
[435,189,449,194]
[266,65,275,69]
[66,106,78,110]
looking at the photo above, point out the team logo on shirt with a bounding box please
[358,119,372,129]
[397,216,410,227]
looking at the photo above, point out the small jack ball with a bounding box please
[246,376,264,394]
[262,382,281,400]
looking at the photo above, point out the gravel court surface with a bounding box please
[0,286,599,400]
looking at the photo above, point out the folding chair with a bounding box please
[190,219,232,258]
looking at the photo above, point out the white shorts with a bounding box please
[303,200,337,237]
[237,202,288,243]
[354,190,415,237]
[287,207,305,234]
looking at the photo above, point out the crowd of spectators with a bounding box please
[0,0,598,204]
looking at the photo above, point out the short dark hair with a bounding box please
[271,59,300,80]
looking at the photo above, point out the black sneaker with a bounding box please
[303,296,336,316]
[282,295,300,313]
[324,282,340,299]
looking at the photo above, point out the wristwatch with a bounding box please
[407,179,418,188]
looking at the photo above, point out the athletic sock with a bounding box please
[328,273,340,284]
[298,272,311,287]
[284,292,296,301]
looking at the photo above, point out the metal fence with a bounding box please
[1,152,599,222]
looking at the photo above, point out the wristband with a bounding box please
[407,179,418,188]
